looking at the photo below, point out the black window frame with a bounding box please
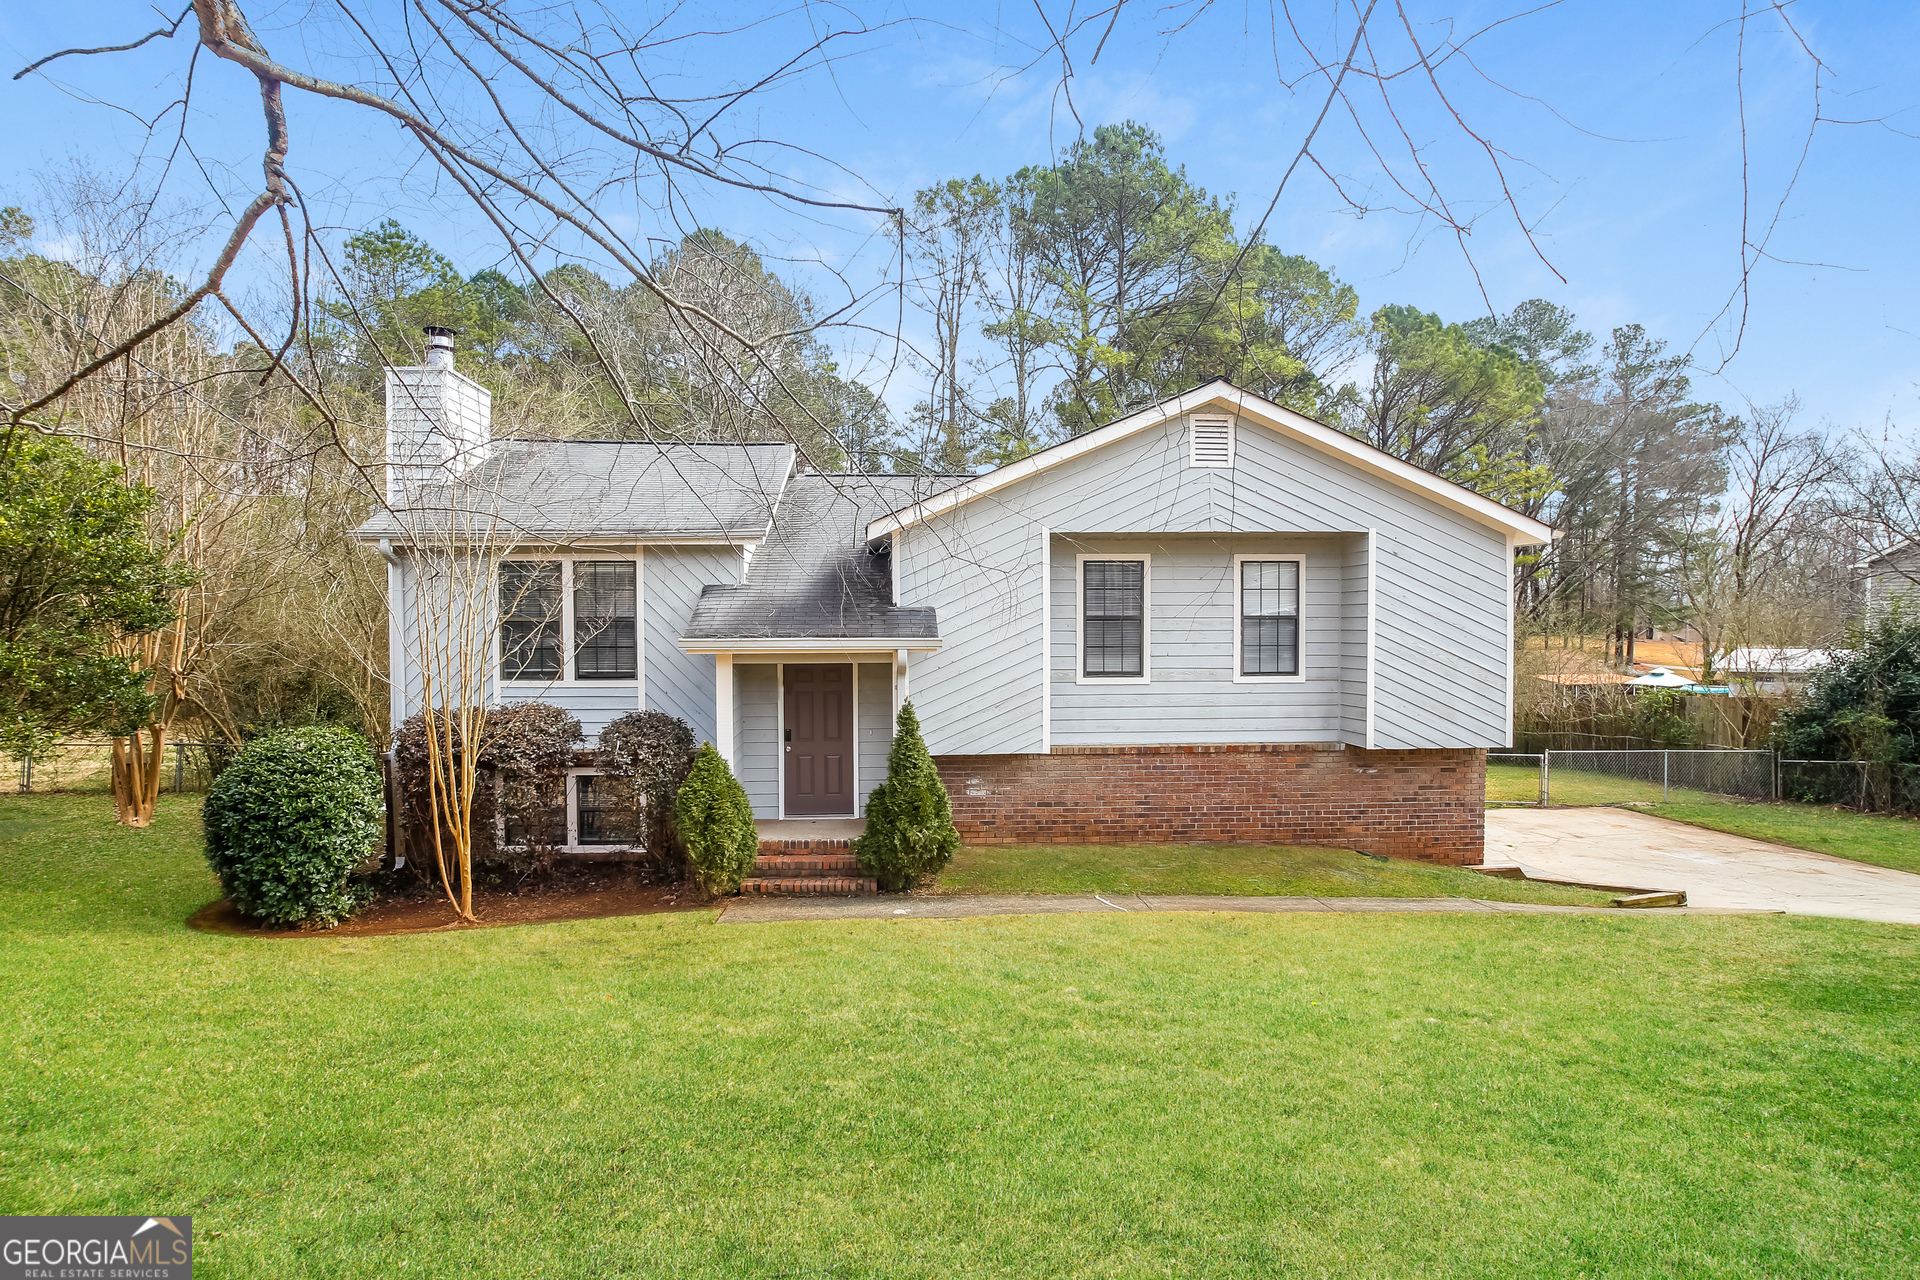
[571,560,638,681]
[1238,557,1301,678]
[1081,557,1147,679]
[499,559,563,681]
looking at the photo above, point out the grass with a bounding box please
[6,794,1920,1277]
[931,841,1614,906]
[1488,761,1723,808]
[1646,801,1920,877]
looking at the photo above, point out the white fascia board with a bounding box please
[865,381,1558,548]
[678,636,943,654]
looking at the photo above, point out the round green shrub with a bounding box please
[202,726,384,926]
[855,701,959,891]
[672,742,757,894]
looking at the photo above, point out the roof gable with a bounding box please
[865,380,1555,546]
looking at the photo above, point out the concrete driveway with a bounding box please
[1486,808,1920,926]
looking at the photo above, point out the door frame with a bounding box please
[776,661,860,819]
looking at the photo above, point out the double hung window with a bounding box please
[498,558,637,681]
[1238,558,1301,677]
[573,561,637,679]
[499,561,562,680]
[1081,558,1147,679]
[572,773,626,845]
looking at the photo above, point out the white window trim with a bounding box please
[1075,553,1151,685]
[1232,553,1307,684]
[565,767,634,851]
[497,551,644,691]
[1188,413,1235,468]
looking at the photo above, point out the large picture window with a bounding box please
[573,561,638,679]
[1238,557,1301,678]
[499,560,562,680]
[1081,558,1146,679]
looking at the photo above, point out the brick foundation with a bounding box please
[936,744,1486,865]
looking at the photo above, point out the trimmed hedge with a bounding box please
[598,710,698,869]
[673,743,757,894]
[202,727,383,926]
[855,701,959,891]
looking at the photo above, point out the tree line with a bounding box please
[0,120,1905,818]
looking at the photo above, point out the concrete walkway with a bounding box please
[1487,807,1920,926]
[719,893,1618,924]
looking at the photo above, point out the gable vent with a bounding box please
[1189,415,1234,468]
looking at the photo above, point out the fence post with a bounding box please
[174,743,184,794]
[1541,750,1551,808]
[1663,750,1670,803]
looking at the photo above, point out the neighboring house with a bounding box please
[356,329,1552,865]
[1718,647,1829,697]
[1860,542,1920,625]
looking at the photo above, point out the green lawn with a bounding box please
[1647,801,1920,877]
[933,841,1613,906]
[6,794,1920,1277]
[1488,761,1723,808]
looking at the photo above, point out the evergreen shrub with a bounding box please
[855,701,959,891]
[202,726,383,926]
[673,743,757,894]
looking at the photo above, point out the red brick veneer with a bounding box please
[935,744,1486,865]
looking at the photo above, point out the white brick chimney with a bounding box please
[385,326,492,505]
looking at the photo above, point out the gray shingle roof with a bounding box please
[354,440,794,542]
[682,473,958,642]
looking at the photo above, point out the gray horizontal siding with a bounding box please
[897,520,1048,756]
[645,546,742,745]
[858,662,893,809]
[1049,535,1349,746]
[1866,547,1920,624]
[898,412,1516,751]
[497,682,639,737]
[736,663,779,818]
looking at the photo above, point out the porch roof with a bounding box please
[681,473,949,647]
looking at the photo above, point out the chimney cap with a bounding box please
[423,325,457,340]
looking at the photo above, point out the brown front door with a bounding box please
[784,664,854,815]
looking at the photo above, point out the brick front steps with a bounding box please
[739,840,876,896]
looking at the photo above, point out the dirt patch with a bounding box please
[189,866,713,938]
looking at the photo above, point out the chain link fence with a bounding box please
[1779,760,1920,816]
[7,740,232,795]
[1488,749,1777,808]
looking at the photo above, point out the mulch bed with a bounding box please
[188,864,712,938]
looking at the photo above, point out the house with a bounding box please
[356,328,1552,866]
[1859,542,1920,625]
[1718,647,1829,697]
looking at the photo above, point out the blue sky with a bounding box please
[2,1,1916,440]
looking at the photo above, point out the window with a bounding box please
[573,561,637,679]
[572,773,627,846]
[1190,415,1234,467]
[499,558,639,682]
[1237,557,1301,678]
[1081,558,1147,679]
[499,560,562,680]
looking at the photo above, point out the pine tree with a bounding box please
[855,702,960,891]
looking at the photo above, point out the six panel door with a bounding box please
[783,664,853,815]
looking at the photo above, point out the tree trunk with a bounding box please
[111,723,166,828]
